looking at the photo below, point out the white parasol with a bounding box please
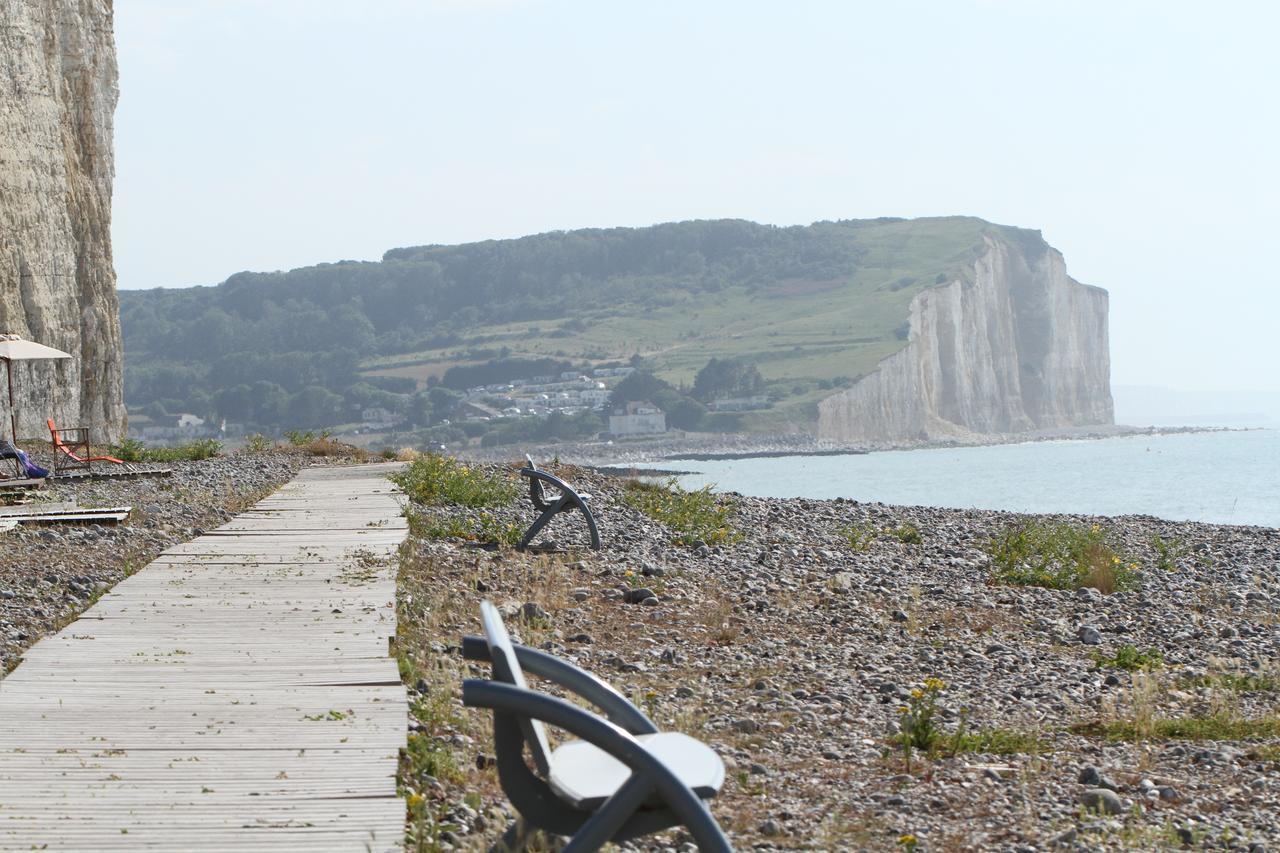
[0,334,72,443]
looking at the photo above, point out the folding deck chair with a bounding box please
[517,454,601,550]
[47,418,124,475]
[462,601,732,852]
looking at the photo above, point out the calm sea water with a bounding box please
[673,430,1280,528]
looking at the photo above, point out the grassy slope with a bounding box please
[360,216,993,429]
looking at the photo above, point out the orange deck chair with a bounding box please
[47,418,124,474]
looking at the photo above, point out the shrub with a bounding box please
[898,678,946,761]
[839,521,878,551]
[1151,535,1188,572]
[390,454,518,508]
[112,437,147,462]
[622,478,738,546]
[890,522,922,545]
[987,521,1141,594]
[416,512,522,546]
[111,438,223,463]
[1094,644,1164,672]
[284,429,331,446]
[244,433,273,452]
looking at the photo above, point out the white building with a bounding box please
[609,401,666,436]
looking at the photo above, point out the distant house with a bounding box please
[128,411,215,443]
[361,407,401,428]
[457,401,503,421]
[609,401,666,436]
[579,389,610,407]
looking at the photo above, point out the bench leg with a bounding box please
[518,506,559,550]
[579,501,601,550]
[563,775,652,852]
[489,816,531,853]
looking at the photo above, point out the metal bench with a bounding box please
[518,455,600,551]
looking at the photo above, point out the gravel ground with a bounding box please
[0,450,314,675]
[396,461,1280,852]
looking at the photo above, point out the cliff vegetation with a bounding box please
[123,216,1075,437]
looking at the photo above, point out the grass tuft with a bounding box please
[391,454,518,508]
[987,520,1141,593]
[1074,713,1280,742]
[1094,644,1164,671]
[622,477,739,546]
[111,438,222,463]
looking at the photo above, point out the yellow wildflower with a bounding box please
[924,677,946,691]
[910,688,924,699]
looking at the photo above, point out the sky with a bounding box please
[111,0,1280,393]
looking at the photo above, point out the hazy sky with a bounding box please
[112,0,1279,392]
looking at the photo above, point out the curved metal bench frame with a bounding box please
[462,635,732,852]
[518,456,600,550]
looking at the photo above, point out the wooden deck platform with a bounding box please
[0,463,409,851]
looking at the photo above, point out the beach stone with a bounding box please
[624,587,656,604]
[1077,625,1102,645]
[520,602,548,621]
[1080,788,1123,815]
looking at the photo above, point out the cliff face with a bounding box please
[0,0,124,442]
[818,231,1112,443]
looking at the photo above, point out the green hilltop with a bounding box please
[120,216,1037,437]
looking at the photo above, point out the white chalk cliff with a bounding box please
[0,0,125,441]
[818,230,1112,443]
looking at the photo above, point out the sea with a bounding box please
[673,429,1280,528]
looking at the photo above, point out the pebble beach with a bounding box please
[396,460,1280,851]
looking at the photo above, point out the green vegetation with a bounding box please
[111,437,222,462]
[284,428,331,445]
[897,678,946,764]
[1094,644,1164,671]
[889,522,922,545]
[623,478,739,546]
[1184,672,1280,693]
[414,512,523,547]
[1151,535,1188,571]
[839,520,879,551]
[390,454,518,508]
[1075,714,1280,742]
[987,520,1142,594]
[896,679,1045,768]
[119,216,1032,434]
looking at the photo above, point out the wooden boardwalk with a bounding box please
[0,464,409,851]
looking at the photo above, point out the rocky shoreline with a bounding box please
[396,459,1279,851]
[0,450,315,675]
[456,424,1238,469]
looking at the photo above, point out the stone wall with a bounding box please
[0,0,124,442]
[817,232,1112,443]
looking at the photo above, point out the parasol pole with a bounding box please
[5,358,13,445]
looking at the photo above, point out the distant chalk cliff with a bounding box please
[818,230,1112,443]
[0,0,125,441]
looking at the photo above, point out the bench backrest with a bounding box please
[479,600,554,775]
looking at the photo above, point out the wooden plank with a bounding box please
[0,464,409,851]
